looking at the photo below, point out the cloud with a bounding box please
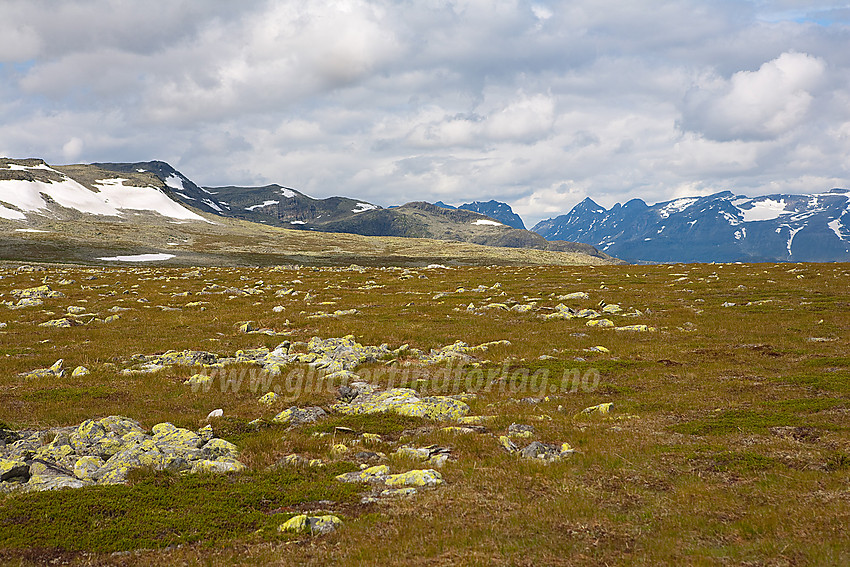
[680,51,827,141]
[1,1,849,227]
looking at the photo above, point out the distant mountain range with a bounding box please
[90,161,611,260]
[434,200,526,229]
[532,190,850,263]
[0,158,616,264]
[0,158,619,266]
[12,156,845,264]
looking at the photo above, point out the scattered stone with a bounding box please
[508,423,535,438]
[601,303,622,314]
[518,441,574,462]
[559,292,589,300]
[272,406,327,426]
[206,409,224,420]
[586,318,614,328]
[380,487,418,498]
[354,451,383,463]
[499,436,519,453]
[20,359,65,379]
[39,318,76,328]
[614,324,655,332]
[457,415,496,425]
[258,392,279,405]
[71,366,90,377]
[440,426,484,434]
[184,374,212,387]
[331,444,350,457]
[279,514,342,535]
[335,464,390,483]
[392,445,451,467]
[577,402,613,417]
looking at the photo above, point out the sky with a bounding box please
[1,1,850,226]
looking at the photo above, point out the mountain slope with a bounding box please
[204,183,381,229]
[1,158,209,223]
[93,161,230,216]
[533,190,850,263]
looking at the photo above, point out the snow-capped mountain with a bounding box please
[532,190,850,263]
[94,161,229,216]
[434,200,526,229]
[0,158,209,223]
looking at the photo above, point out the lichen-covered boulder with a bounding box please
[614,324,655,332]
[70,416,145,458]
[577,402,613,417]
[34,432,75,462]
[190,459,246,474]
[383,469,443,488]
[258,391,279,405]
[560,291,590,300]
[331,388,469,421]
[71,366,90,377]
[586,318,614,328]
[198,424,214,443]
[518,441,574,462]
[279,514,341,535]
[380,487,418,498]
[335,464,389,483]
[20,359,66,378]
[272,406,327,426]
[25,474,92,492]
[201,438,239,461]
[151,422,202,449]
[73,456,105,481]
[0,458,29,481]
[184,373,212,386]
[39,318,76,328]
[12,285,64,299]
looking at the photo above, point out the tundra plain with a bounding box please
[0,261,848,566]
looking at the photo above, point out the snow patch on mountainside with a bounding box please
[281,188,296,198]
[352,203,378,213]
[164,175,186,192]
[245,200,279,211]
[828,219,847,240]
[735,198,792,222]
[658,198,698,219]
[0,169,209,222]
[472,219,504,226]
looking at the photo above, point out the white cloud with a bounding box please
[61,137,84,161]
[681,51,827,141]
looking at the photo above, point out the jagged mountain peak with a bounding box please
[533,189,850,263]
[432,199,526,229]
